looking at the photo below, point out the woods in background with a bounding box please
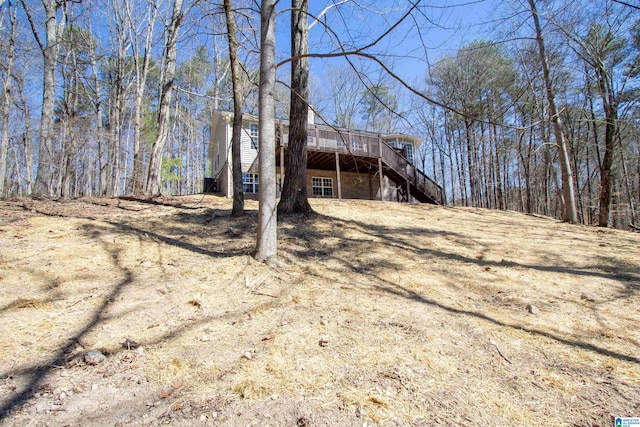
[0,0,638,229]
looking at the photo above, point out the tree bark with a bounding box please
[130,3,157,195]
[39,0,62,196]
[17,79,34,195]
[464,120,476,207]
[620,136,637,225]
[107,45,125,197]
[223,0,245,217]
[146,0,184,196]
[59,25,82,199]
[22,0,66,197]
[278,0,313,215]
[492,123,504,210]
[597,106,616,226]
[528,0,578,223]
[87,20,105,196]
[594,62,618,226]
[254,0,278,263]
[0,0,17,197]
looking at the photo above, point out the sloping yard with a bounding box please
[0,195,639,426]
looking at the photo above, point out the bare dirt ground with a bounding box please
[0,195,639,427]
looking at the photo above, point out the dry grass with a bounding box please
[0,195,639,426]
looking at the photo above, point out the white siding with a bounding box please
[240,121,259,167]
[210,112,230,178]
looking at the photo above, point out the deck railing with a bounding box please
[278,123,445,204]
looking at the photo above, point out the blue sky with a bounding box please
[263,0,504,129]
[272,0,501,85]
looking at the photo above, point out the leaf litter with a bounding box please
[0,195,639,426]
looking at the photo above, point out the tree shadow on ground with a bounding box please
[0,205,279,421]
[282,212,640,365]
[304,213,640,285]
[117,196,203,210]
[101,220,249,259]
[0,245,134,419]
[3,200,638,421]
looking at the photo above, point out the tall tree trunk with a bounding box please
[14,76,34,195]
[107,60,125,197]
[130,3,157,195]
[620,137,636,225]
[492,124,504,210]
[88,23,105,196]
[21,0,66,197]
[0,0,17,197]
[254,0,278,263]
[105,2,129,196]
[521,127,533,213]
[445,112,456,206]
[146,0,184,196]
[456,126,467,205]
[278,0,313,215]
[585,130,594,224]
[528,0,578,223]
[60,35,81,199]
[39,0,61,196]
[597,84,617,227]
[464,120,476,207]
[223,0,245,217]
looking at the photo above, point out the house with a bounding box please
[206,109,444,204]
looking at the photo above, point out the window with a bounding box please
[388,140,415,164]
[242,173,259,193]
[351,136,364,152]
[250,123,259,149]
[404,143,415,164]
[312,177,333,197]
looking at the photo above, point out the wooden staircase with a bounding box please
[379,143,445,205]
[278,122,445,205]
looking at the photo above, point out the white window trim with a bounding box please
[312,177,334,197]
[249,123,259,150]
[388,140,415,164]
[242,173,259,194]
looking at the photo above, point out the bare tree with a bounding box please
[326,64,362,128]
[255,0,277,262]
[86,11,106,197]
[127,0,158,195]
[223,0,245,216]
[16,75,34,195]
[146,0,185,196]
[20,0,68,197]
[0,0,17,197]
[557,6,636,226]
[528,0,578,223]
[104,0,131,196]
[278,0,312,215]
[58,23,85,199]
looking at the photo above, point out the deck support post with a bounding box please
[335,152,342,200]
[406,179,411,203]
[378,157,384,202]
[279,146,285,194]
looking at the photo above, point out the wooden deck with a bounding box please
[276,123,445,205]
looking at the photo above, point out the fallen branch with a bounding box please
[629,223,639,232]
[245,273,271,295]
[489,338,512,364]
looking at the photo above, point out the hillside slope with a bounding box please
[1,196,639,426]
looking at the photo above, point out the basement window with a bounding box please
[242,173,259,194]
[312,177,333,197]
